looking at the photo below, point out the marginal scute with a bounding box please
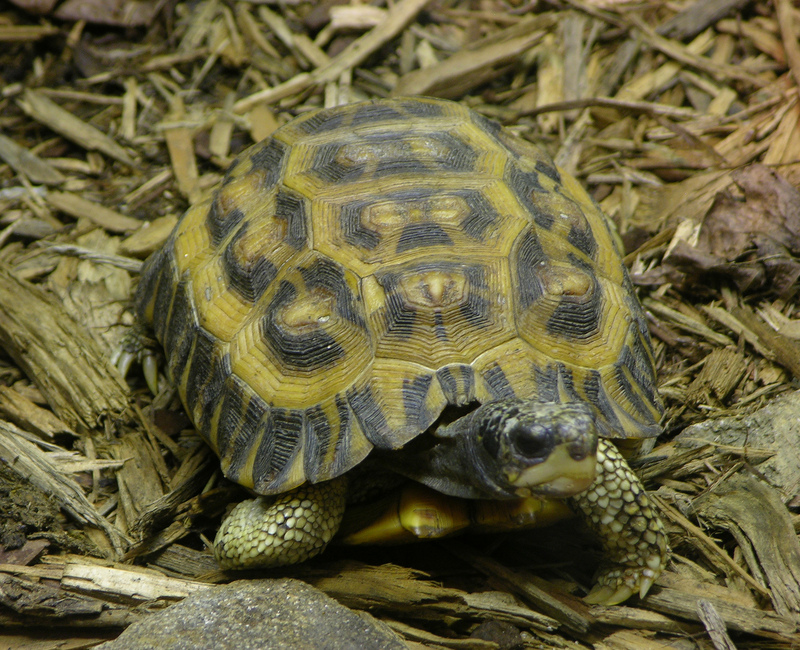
[582,369,625,437]
[214,374,269,487]
[356,358,448,449]
[402,374,435,427]
[479,363,516,401]
[248,138,288,189]
[250,407,305,493]
[135,97,663,495]
[472,340,543,404]
[347,382,395,449]
[161,281,197,366]
[436,364,476,405]
[302,395,371,483]
[179,327,218,427]
[196,351,231,443]
[163,308,196,385]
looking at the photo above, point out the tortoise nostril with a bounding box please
[569,445,588,461]
[568,437,597,461]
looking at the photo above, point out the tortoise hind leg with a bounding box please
[568,439,669,605]
[214,478,348,569]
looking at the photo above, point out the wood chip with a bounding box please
[444,542,591,635]
[0,264,129,431]
[695,473,800,618]
[629,17,767,89]
[645,583,796,638]
[696,599,738,650]
[0,384,76,440]
[0,133,65,185]
[0,24,59,42]
[234,0,431,112]
[643,298,734,347]
[657,0,753,40]
[46,190,142,233]
[61,562,210,602]
[393,16,552,97]
[0,419,126,555]
[162,96,200,203]
[17,89,136,167]
[776,0,800,91]
[119,215,178,258]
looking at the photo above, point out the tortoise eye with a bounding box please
[509,425,551,462]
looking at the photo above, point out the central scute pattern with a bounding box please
[136,97,662,496]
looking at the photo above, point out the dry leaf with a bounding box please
[665,165,800,294]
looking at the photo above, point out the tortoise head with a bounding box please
[394,400,599,499]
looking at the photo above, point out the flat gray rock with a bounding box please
[675,388,800,493]
[98,578,408,650]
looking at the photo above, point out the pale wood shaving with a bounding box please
[17,89,136,167]
[0,133,65,185]
[46,191,142,233]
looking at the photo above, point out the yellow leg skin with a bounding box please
[214,478,348,570]
[569,439,669,605]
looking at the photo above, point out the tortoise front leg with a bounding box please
[214,477,348,569]
[568,439,669,605]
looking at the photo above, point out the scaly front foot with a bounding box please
[568,439,669,605]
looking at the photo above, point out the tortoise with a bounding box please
[125,97,668,605]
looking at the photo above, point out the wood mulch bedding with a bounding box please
[1,0,800,647]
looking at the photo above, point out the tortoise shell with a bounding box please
[136,97,663,497]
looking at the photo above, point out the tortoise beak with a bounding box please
[507,444,597,497]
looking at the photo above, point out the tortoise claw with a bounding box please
[584,560,661,605]
[583,572,655,605]
[585,583,635,606]
[114,325,162,394]
[113,349,136,378]
[143,353,159,395]
[585,584,625,606]
[639,574,655,599]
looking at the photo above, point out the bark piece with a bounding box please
[0,264,129,432]
[694,473,800,618]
